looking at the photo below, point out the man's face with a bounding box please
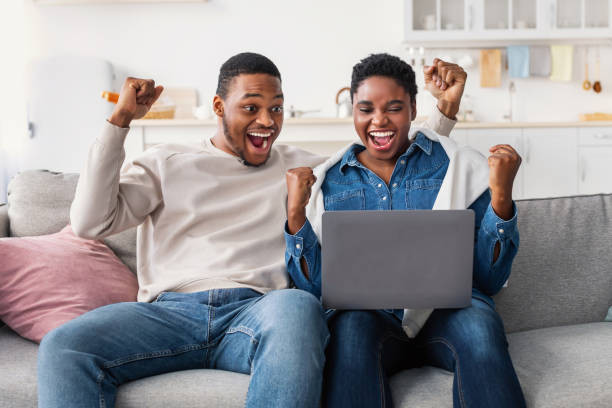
[353,76,416,162]
[214,73,284,166]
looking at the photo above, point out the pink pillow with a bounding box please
[0,225,138,343]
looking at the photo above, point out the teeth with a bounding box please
[369,131,394,137]
[248,132,272,138]
[263,138,268,148]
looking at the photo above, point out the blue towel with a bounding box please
[507,46,530,78]
[606,306,612,322]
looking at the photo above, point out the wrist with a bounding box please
[490,190,513,220]
[287,207,306,235]
[108,110,133,128]
[436,99,459,120]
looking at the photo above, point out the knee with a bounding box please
[260,289,328,342]
[450,308,508,362]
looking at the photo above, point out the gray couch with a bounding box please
[1,170,611,408]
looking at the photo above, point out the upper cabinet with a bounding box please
[34,0,207,5]
[404,0,612,47]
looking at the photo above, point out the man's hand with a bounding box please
[488,144,521,220]
[286,167,316,234]
[108,78,164,128]
[423,58,467,119]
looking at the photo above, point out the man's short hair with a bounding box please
[216,52,282,99]
[350,53,418,102]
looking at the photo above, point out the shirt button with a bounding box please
[377,183,382,188]
[498,229,504,234]
[296,244,301,249]
[382,196,387,201]
[392,183,398,188]
[400,160,406,165]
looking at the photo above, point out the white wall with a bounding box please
[0,0,27,203]
[22,0,612,122]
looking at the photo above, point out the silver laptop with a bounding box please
[321,210,474,310]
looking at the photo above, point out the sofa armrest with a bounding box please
[0,204,8,238]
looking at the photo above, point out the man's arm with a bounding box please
[70,78,164,239]
[418,58,467,137]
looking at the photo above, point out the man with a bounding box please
[37,52,465,407]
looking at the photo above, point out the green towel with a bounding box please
[606,306,612,322]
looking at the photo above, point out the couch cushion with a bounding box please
[494,194,612,333]
[390,322,612,408]
[0,225,138,343]
[7,170,137,273]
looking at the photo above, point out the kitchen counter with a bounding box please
[131,118,612,128]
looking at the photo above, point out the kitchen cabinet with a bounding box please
[404,0,612,47]
[521,127,578,198]
[463,128,525,199]
[34,0,207,5]
[577,127,612,194]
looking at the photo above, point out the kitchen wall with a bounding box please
[24,0,612,124]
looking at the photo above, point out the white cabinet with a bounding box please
[521,128,578,198]
[578,127,612,194]
[463,128,525,199]
[404,0,612,47]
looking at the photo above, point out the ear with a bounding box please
[410,99,417,121]
[213,95,224,118]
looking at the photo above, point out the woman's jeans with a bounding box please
[323,297,527,408]
[38,288,329,408]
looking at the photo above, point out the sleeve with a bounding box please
[470,190,519,296]
[418,106,457,137]
[70,121,163,239]
[284,218,322,298]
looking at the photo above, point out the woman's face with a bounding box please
[352,76,416,163]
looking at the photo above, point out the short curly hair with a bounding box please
[350,53,418,102]
[216,52,281,99]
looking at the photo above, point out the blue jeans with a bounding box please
[38,288,329,408]
[323,297,526,408]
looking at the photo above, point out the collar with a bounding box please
[338,131,433,174]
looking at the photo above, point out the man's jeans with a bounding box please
[323,297,526,408]
[38,288,329,408]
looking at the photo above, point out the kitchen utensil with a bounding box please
[335,87,352,118]
[582,48,591,90]
[593,48,602,93]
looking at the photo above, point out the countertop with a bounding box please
[131,118,612,128]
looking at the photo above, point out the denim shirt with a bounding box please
[284,132,519,313]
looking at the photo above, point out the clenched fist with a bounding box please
[423,58,467,119]
[488,144,522,220]
[286,167,317,234]
[108,77,164,128]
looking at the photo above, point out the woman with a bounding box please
[284,53,526,408]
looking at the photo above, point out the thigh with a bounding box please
[41,299,212,384]
[209,289,328,374]
[414,297,508,371]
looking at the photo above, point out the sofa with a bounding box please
[1,169,611,408]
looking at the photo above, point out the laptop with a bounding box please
[321,210,474,310]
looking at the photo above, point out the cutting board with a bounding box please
[579,113,612,121]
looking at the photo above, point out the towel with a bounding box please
[306,127,490,338]
[550,45,574,82]
[529,46,551,77]
[480,49,502,87]
[507,46,530,78]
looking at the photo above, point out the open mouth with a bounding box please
[246,129,274,152]
[368,130,395,151]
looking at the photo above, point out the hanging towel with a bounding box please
[529,46,552,76]
[507,46,530,78]
[550,45,574,81]
[480,49,502,87]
